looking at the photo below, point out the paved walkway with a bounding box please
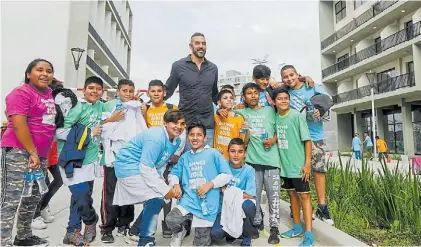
[30,177,321,246]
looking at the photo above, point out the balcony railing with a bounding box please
[88,23,129,79]
[321,0,398,50]
[322,21,421,78]
[86,56,117,87]
[332,72,415,104]
[108,0,131,46]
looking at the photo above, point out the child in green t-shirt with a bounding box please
[273,89,314,247]
[235,83,281,245]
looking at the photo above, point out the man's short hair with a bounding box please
[163,109,184,124]
[228,138,245,150]
[280,65,298,75]
[253,65,271,79]
[221,84,234,92]
[118,79,134,89]
[218,89,234,101]
[187,121,206,136]
[84,76,103,89]
[242,82,260,96]
[148,79,164,89]
[273,89,290,99]
[191,32,205,42]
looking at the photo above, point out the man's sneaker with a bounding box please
[241,237,252,246]
[298,231,314,247]
[251,232,259,240]
[101,232,114,243]
[226,236,236,244]
[63,230,87,246]
[184,219,192,237]
[116,226,128,237]
[31,217,47,230]
[280,224,304,239]
[13,235,48,246]
[268,227,280,244]
[144,242,155,247]
[170,227,187,247]
[162,220,172,238]
[315,204,334,226]
[40,207,54,223]
[83,215,98,243]
[124,232,139,244]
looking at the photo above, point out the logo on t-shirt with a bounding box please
[41,99,56,126]
[188,160,206,189]
[277,124,289,149]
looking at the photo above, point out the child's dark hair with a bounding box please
[148,79,164,89]
[187,121,206,136]
[118,79,134,89]
[280,65,298,75]
[163,109,184,124]
[364,131,369,135]
[228,138,245,150]
[273,88,290,99]
[253,65,271,79]
[84,76,104,89]
[242,82,260,96]
[25,59,54,83]
[191,32,205,42]
[218,89,234,101]
[221,84,234,92]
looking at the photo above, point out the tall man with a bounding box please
[165,32,218,149]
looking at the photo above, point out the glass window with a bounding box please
[335,1,346,23]
[413,104,421,155]
[407,61,414,74]
[377,68,396,82]
[354,0,366,9]
[383,108,404,154]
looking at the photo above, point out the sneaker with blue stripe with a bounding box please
[298,231,314,247]
[280,224,304,239]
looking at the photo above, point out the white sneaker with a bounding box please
[31,217,47,230]
[170,227,187,247]
[40,208,54,223]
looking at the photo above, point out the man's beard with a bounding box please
[193,49,206,58]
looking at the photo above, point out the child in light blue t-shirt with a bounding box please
[352,133,362,160]
[166,121,232,247]
[210,138,258,246]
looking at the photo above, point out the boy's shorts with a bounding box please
[281,177,310,193]
[312,140,327,173]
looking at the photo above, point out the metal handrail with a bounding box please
[108,0,131,46]
[88,23,129,79]
[332,72,415,104]
[322,21,421,78]
[86,56,117,87]
[321,0,398,50]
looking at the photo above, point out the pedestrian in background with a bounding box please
[352,133,362,160]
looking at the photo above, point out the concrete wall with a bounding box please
[319,1,334,41]
[337,79,353,93]
[1,0,72,113]
[336,113,353,151]
[334,0,372,31]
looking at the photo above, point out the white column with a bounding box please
[402,98,415,156]
[97,1,105,37]
[116,30,122,64]
[87,49,95,60]
[111,21,117,55]
[105,11,112,49]
[89,0,98,26]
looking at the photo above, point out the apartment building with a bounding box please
[319,0,421,156]
[218,70,253,104]
[1,0,133,103]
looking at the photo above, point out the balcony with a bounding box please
[322,21,421,79]
[332,72,415,104]
[321,0,398,50]
[88,23,129,79]
[86,56,117,87]
[108,0,131,46]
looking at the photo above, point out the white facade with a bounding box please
[1,0,133,112]
[218,70,252,104]
[319,0,421,156]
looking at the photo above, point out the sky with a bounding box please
[129,1,322,103]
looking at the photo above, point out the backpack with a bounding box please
[146,103,174,111]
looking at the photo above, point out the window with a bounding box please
[377,68,396,82]
[361,111,372,134]
[335,1,347,23]
[405,20,414,40]
[354,0,366,9]
[407,61,414,73]
[412,103,421,155]
[383,107,404,154]
[337,53,349,71]
[374,37,381,54]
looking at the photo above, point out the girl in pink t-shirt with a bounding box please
[0,59,56,247]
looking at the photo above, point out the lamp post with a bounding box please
[366,70,377,160]
[71,48,85,86]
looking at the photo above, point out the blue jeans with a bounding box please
[211,200,258,239]
[137,198,165,246]
[184,128,214,152]
[354,151,361,160]
[67,181,96,233]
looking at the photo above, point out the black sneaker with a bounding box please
[268,227,280,244]
[251,232,259,240]
[116,226,128,237]
[315,204,334,226]
[161,220,172,238]
[101,232,115,243]
[13,236,48,246]
[184,219,192,237]
[226,236,236,244]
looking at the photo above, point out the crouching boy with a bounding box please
[112,110,186,246]
[211,138,258,246]
[166,121,232,246]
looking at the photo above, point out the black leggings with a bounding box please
[33,165,63,218]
